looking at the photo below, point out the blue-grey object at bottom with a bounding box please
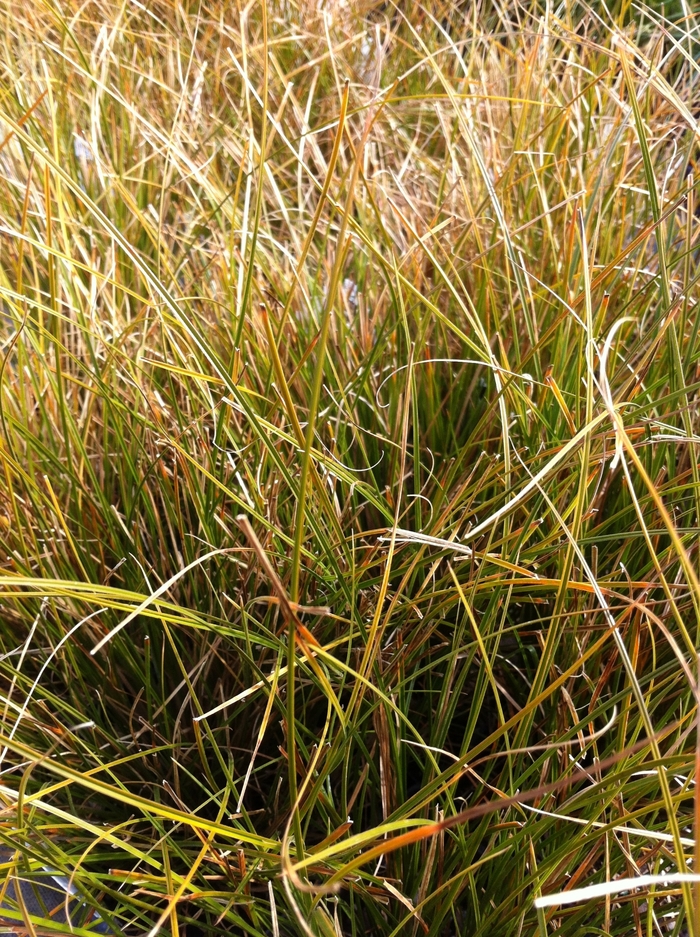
[0,847,112,933]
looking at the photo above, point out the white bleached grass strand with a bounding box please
[535,873,700,908]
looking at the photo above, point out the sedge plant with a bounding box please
[0,0,699,935]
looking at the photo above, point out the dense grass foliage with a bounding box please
[0,0,700,934]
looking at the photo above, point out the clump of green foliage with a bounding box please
[0,0,699,934]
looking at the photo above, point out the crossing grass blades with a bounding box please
[1,0,700,935]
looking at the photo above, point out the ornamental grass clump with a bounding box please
[0,1,700,935]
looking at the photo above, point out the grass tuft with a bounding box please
[1,0,700,934]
